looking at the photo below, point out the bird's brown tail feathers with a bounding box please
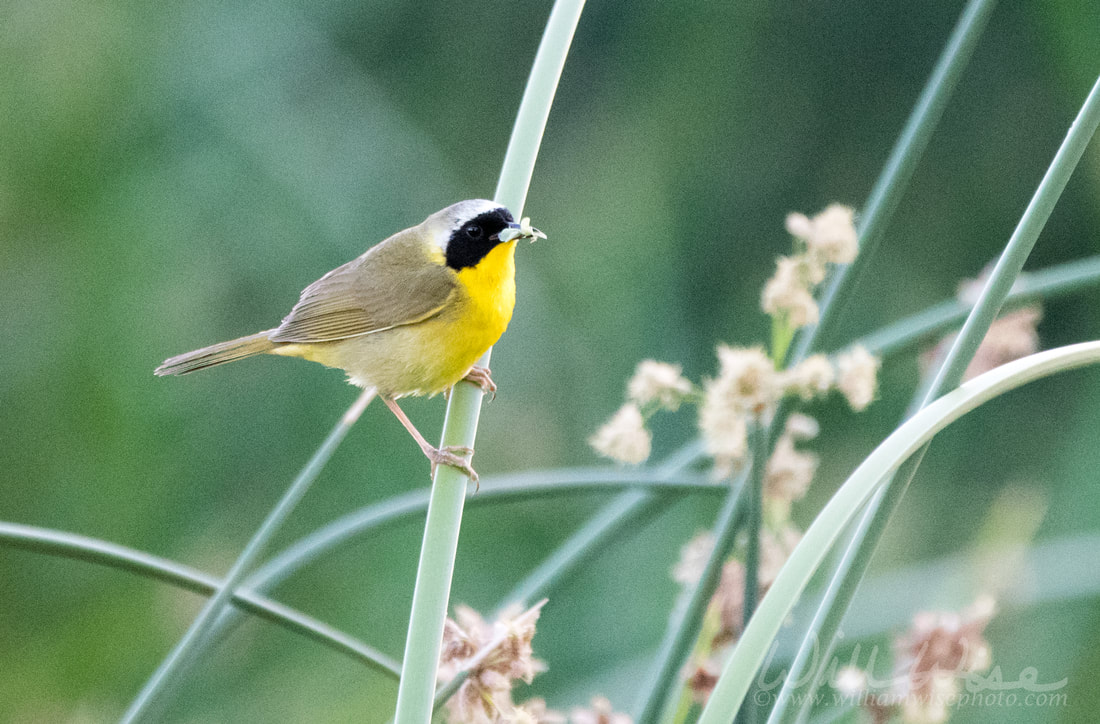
[155,331,276,376]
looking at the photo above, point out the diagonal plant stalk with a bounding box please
[736,424,769,724]
[850,255,1100,358]
[2,468,715,692]
[633,1,996,717]
[634,467,750,723]
[697,340,1100,724]
[392,1,586,721]
[733,73,1100,724]
[120,388,376,723]
[193,252,1100,619]
[772,73,1100,724]
[792,0,998,361]
[496,489,653,612]
[491,441,706,615]
[5,247,1096,691]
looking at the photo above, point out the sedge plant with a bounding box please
[4,3,1100,724]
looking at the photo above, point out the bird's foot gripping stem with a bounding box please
[462,365,497,400]
[426,445,479,486]
[383,397,480,487]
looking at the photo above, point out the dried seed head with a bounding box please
[886,595,996,724]
[765,430,819,509]
[963,306,1042,380]
[590,403,652,465]
[788,204,859,265]
[713,526,800,647]
[784,354,835,401]
[569,696,633,724]
[785,211,814,239]
[672,531,716,586]
[715,345,781,413]
[761,256,821,328]
[627,360,694,411]
[439,601,548,724]
[699,379,749,468]
[714,559,749,646]
[784,412,821,442]
[898,596,995,682]
[835,345,880,412]
[505,699,566,724]
[686,658,722,704]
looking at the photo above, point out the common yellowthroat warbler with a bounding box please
[155,199,545,481]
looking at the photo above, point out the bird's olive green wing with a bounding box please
[270,235,457,343]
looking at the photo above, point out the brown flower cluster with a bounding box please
[439,601,550,724]
[923,264,1043,383]
[763,204,859,329]
[836,596,996,724]
[439,603,633,724]
[674,525,802,704]
[590,204,877,470]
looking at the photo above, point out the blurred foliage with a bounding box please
[2,1,1099,722]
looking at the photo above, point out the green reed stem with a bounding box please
[490,443,705,614]
[634,1,996,714]
[635,472,749,723]
[496,488,653,613]
[0,521,400,677]
[120,388,375,723]
[392,2,585,721]
[771,72,1100,724]
[737,424,768,724]
[793,0,998,361]
[698,341,1100,724]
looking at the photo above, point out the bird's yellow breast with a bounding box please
[428,239,518,380]
[452,239,518,346]
[285,240,517,396]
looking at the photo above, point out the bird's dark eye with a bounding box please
[464,224,483,238]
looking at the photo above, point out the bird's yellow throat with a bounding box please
[454,239,518,344]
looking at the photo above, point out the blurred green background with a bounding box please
[2,1,1100,721]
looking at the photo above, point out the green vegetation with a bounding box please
[2,1,1099,722]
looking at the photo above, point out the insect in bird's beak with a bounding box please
[492,217,547,243]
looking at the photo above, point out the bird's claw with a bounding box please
[428,445,479,489]
[462,365,497,401]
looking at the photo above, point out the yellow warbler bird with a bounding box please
[155,199,545,481]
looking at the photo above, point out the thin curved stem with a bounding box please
[770,72,1100,724]
[257,468,715,599]
[121,388,375,723]
[851,255,1100,358]
[698,341,1100,723]
[0,521,400,677]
